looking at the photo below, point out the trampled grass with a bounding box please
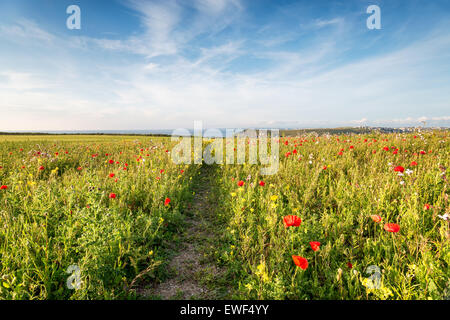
[0,132,448,299]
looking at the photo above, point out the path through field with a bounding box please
[139,164,229,299]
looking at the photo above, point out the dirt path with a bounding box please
[138,165,227,300]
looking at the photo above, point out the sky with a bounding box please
[0,0,449,131]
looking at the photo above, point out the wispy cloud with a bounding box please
[0,1,449,130]
[0,19,54,43]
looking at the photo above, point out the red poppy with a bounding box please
[77,167,82,171]
[237,180,244,187]
[259,181,265,186]
[338,151,343,156]
[109,159,114,164]
[292,256,308,270]
[424,204,431,210]
[309,241,321,251]
[410,161,418,166]
[394,166,404,173]
[164,197,171,206]
[420,151,426,155]
[347,262,353,269]
[0,185,7,190]
[109,173,115,178]
[160,169,164,174]
[384,223,400,233]
[180,170,185,174]
[109,193,117,199]
[283,215,302,227]
[370,215,382,223]
[38,166,45,171]
[322,166,327,170]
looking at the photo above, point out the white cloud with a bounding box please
[0,19,54,44]
[0,3,449,131]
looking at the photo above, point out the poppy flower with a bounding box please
[410,161,418,166]
[424,204,431,210]
[370,215,382,223]
[259,181,265,186]
[310,241,321,251]
[347,262,353,269]
[237,180,244,187]
[109,193,117,199]
[164,197,171,206]
[292,256,308,270]
[394,166,404,173]
[322,166,327,170]
[109,173,115,178]
[338,151,343,156]
[0,185,7,190]
[180,170,184,174]
[384,223,400,233]
[160,169,164,174]
[77,167,82,171]
[283,215,302,227]
[109,159,114,164]
[38,166,45,171]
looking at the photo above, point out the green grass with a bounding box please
[0,135,196,299]
[0,132,448,299]
[208,131,449,299]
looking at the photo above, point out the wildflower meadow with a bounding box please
[0,131,448,300]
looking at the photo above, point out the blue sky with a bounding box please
[0,0,449,130]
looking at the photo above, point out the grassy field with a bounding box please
[0,132,448,299]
